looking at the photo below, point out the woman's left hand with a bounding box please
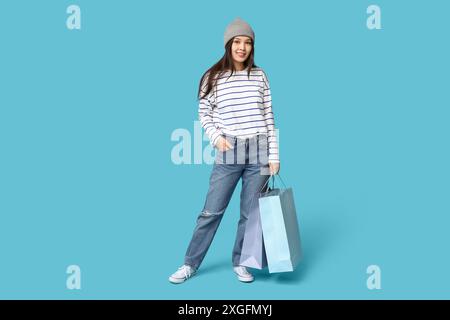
[269,162,280,176]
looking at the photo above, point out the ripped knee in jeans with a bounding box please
[200,208,225,217]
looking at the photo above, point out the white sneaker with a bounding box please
[233,266,254,283]
[169,264,197,284]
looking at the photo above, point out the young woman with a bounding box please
[169,17,280,284]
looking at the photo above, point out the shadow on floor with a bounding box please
[253,210,342,284]
[193,210,344,284]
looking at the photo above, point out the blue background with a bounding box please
[1,0,449,299]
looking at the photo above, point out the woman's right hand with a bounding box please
[215,136,234,152]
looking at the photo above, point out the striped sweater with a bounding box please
[198,67,280,163]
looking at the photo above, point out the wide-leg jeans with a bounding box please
[184,134,271,270]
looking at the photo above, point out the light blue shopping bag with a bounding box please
[258,175,302,273]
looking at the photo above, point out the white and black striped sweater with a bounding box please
[198,67,280,163]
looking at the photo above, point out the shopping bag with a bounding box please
[239,183,269,269]
[259,175,302,273]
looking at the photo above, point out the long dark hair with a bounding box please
[198,37,258,100]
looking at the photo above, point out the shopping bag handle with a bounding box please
[259,173,288,195]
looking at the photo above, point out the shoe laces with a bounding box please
[179,265,194,279]
[235,266,250,276]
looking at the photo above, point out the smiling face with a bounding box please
[231,36,253,70]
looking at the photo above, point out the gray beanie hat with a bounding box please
[223,17,255,47]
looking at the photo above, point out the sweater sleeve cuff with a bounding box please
[210,130,223,147]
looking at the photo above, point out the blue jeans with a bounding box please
[184,134,271,270]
